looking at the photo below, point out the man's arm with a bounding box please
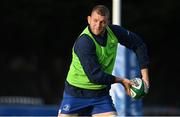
[141,68,149,88]
[110,25,150,88]
[74,34,116,85]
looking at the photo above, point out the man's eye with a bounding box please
[100,21,106,25]
[101,21,105,24]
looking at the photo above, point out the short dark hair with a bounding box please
[91,5,110,19]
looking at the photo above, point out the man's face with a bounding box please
[87,11,109,36]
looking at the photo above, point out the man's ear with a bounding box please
[87,16,91,25]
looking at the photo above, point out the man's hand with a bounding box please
[121,79,134,96]
[115,77,133,96]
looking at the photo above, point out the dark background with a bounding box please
[0,0,180,109]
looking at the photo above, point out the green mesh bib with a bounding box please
[66,26,118,90]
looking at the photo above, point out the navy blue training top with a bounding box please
[74,25,149,84]
[64,25,149,97]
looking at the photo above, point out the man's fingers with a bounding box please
[129,80,135,86]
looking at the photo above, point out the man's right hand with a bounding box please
[115,77,133,96]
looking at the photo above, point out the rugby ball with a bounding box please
[130,78,148,99]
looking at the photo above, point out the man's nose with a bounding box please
[96,22,101,28]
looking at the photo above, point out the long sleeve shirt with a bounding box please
[65,25,149,97]
[74,25,149,85]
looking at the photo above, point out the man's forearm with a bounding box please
[141,68,149,87]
